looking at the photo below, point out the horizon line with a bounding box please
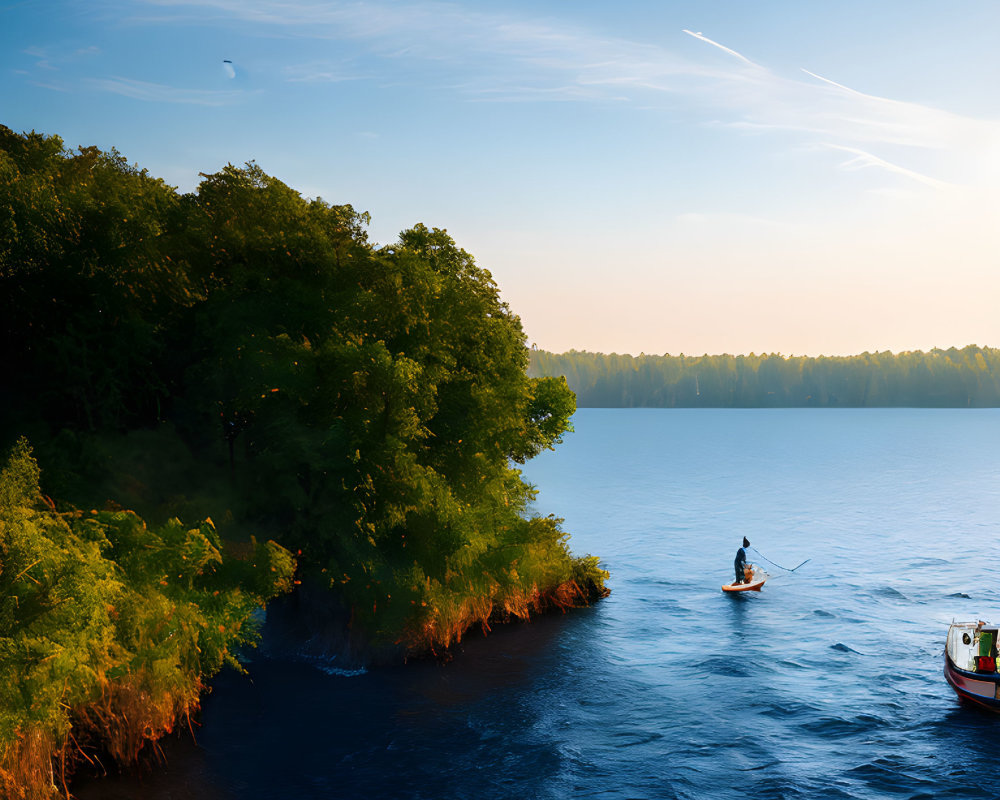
[529,343,996,360]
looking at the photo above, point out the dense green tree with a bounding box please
[0,127,607,666]
[0,129,194,434]
[0,439,294,799]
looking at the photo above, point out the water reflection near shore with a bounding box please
[75,409,1000,799]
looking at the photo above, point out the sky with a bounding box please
[3,0,1000,357]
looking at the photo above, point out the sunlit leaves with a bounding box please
[0,440,295,788]
[0,133,596,657]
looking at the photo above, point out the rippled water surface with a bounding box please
[76,409,1000,799]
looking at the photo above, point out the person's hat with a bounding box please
[742,537,750,547]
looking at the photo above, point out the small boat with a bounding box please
[722,565,766,593]
[944,621,1000,711]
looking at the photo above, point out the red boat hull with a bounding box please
[944,654,1000,712]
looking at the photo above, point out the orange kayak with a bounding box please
[721,573,766,593]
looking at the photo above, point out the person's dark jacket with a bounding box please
[734,547,747,582]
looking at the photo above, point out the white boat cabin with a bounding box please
[947,621,999,673]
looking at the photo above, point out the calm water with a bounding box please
[76,409,1000,800]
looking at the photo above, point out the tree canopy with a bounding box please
[0,126,606,660]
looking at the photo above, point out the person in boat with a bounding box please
[734,537,750,584]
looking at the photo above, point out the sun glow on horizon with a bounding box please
[5,0,1000,356]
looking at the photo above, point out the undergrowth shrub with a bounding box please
[0,438,295,799]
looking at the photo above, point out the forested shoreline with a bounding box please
[529,348,1000,408]
[0,127,607,798]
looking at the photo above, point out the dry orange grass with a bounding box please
[405,577,602,657]
[0,674,204,800]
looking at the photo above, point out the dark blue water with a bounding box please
[76,409,1000,799]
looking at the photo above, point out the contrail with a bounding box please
[825,143,952,189]
[682,29,755,66]
[801,68,870,98]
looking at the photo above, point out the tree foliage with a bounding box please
[0,126,606,667]
[0,439,294,799]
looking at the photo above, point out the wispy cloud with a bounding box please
[27,79,70,93]
[22,43,101,71]
[283,62,365,83]
[135,0,729,91]
[130,0,1000,192]
[86,76,247,105]
[23,45,56,70]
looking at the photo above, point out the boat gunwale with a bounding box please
[944,651,1000,711]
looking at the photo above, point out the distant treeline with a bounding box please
[528,346,1000,407]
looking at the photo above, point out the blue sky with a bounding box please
[4,0,1000,356]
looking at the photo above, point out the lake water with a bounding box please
[75,409,1000,799]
